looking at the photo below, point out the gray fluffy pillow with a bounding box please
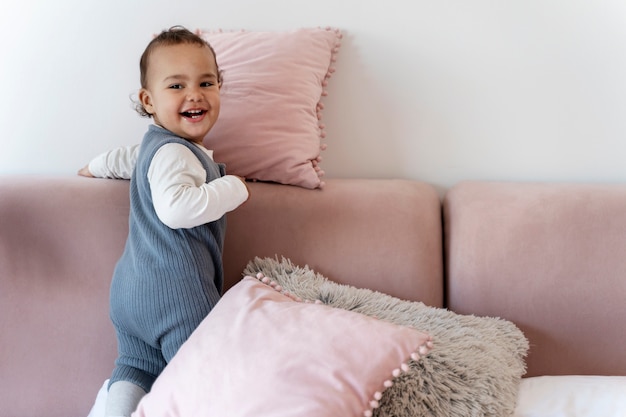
[244,257,529,417]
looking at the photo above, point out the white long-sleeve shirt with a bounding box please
[88,142,248,229]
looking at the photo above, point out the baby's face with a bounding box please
[140,43,221,143]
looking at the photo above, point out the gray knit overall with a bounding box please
[108,125,226,393]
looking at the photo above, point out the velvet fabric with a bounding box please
[3,176,626,417]
[222,179,444,305]
[0,176,442,417]
[201,28,342,189]
[444,181,626,376]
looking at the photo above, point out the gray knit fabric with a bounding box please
[109,125,226,393]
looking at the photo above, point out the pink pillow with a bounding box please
[200,28,342,190]
[132,275,432,417]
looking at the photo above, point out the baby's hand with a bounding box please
[77,165,94,178]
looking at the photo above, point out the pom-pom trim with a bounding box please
[316,27,342,171]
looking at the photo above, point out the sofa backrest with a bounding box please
[0,176,443,417]
[0,176,126,417]
[222,179,444,306]
[444,181,626,377]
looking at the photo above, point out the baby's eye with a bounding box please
[168,84,183,89]
[200,82,215,87]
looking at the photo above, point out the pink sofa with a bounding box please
[1,176,624,417]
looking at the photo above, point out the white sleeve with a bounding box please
[88,145,140,179]
[147,143,249,229]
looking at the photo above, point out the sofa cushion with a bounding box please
[513,375,626,417]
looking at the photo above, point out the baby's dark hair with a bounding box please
[134,26,222,117]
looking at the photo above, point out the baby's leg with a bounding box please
[106,331,165,416]
[105,380,146,417]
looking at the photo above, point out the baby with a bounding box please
[93,26,249,416]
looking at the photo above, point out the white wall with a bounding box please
[2,0,626,192]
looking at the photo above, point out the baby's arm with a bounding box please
[149,143,249,229]
[78,145,140,179]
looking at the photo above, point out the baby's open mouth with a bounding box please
[181,110,206,119]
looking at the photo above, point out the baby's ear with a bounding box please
[138,88,154,115]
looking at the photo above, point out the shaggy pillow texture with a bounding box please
[200,28,342,190]
[244,257,530,417]
[132,276,433,417]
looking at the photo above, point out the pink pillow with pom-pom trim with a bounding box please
[199,28,342,190]
[132,275,432,417]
